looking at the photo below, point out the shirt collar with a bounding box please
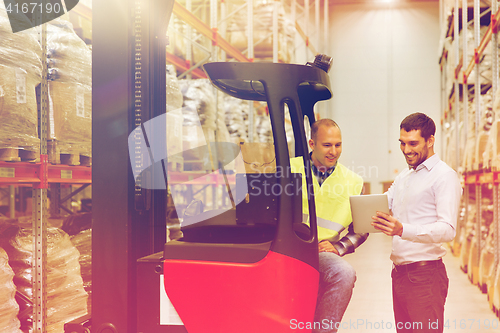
[413,153,439,172]
[309,152,336,184]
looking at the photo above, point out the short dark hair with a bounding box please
[400,113,435,141]
[311,119,340,141]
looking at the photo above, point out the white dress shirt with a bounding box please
[387,154,462,265]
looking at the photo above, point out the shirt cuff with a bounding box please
[400,223,417,240]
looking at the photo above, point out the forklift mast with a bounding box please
[91,0,174,331]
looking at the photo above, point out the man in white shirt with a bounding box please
[371,113,461,333]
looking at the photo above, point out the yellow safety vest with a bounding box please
[290,157,363,242]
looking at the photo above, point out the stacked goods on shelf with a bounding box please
[255,105,272,144]
[484,87,500,169]
[226,0,295,63]
[46,18,92,166]
[179,79,216,171]
[474,92,493,170]
[0,217,87,333]
[214,87,235,169]
[167,65,184,112]
[463,99,477,171]
[179,79,234,172]
[459,198,476,273]
[442,101,460,171]
[224,95,249,142]
[60,213,92,315]
[0,5,42,162]
[442,35,454,99]
[450,197,467,256]
[493,267,500,315]
[479,223,495,294]
[166,65,185,171]
[467,196,493,286]
[69,230,91,314]
[0,246,22,333]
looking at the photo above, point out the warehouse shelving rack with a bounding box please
[440,0,500,316]
[0,13,93,333]
[167,0,328,76]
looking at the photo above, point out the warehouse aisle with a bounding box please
[341,234,499,333]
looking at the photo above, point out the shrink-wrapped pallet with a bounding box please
[443,121,456,170]
[227,0,294,63]
[167,109,184,170]
[166,65,183,113]
[166,65,184,170]
[462,99,477,171]
[179,79,216,131]
[474,93,493,169]
[0,218,88,333]
[0,5,42,158]
[0,65,41,158]
[0,4,42,75]
[444,37,455,99]
[46,18,92,165]
[70,229,91,315]
[179,79,217,170]
[466,196,492,285]
[47,19,91,86]
[459,203,476,272]
[48,81,92,161]
[479,224,495,293]
[178,79,240,171]
[224,96,249,141]
[0,246,22,333]
[484,87,500,169]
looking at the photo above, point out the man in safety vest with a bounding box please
[290,118,368,333]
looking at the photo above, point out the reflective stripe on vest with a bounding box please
[302,214,346,233]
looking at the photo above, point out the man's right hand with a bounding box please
[318,240,339,255]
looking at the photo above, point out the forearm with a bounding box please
[332,232,369,256]
[401,221,456,243]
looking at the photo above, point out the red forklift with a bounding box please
[66,0,332,331]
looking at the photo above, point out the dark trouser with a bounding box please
[391,259,449,333]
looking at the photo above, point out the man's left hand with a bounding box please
[371,211,403,237]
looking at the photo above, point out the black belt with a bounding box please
[393,259,442,273]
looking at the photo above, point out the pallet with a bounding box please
[0,148,39,162]
[60,154,92,166]
[48,140,91,166]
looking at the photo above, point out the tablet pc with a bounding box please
[349,194,389,234]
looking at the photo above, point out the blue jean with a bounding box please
[391,260,449,333]
[313,252,357,333]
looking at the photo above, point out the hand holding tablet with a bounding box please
[349,194,390,234]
